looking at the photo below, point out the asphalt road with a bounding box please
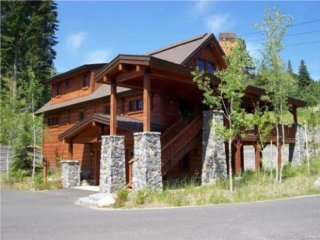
[1,188,320,240]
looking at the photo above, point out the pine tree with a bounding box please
[287,60,293,75]
[298,59,312,88]
[1,0,58,109]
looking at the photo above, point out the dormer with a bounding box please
[147,33,227,73]
[47,64,106,104]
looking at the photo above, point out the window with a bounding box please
[129,99,143,112]
[79,112,84,121]
[196,59,205,71]
[82,74,89,88]
[47,115,59,126]
[129,101,136,111]
[196,59,216,74]
[65,79,70,89]
[56,83,61,96]
[105,105,110,114]
[206,62,216,74]
[136,99,143,110]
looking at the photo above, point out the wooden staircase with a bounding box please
[161,115,202,175]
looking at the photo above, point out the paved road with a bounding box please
[1,188,320,240]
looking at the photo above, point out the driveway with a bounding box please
[1,188,320,240]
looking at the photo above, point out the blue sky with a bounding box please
[55,1,320,80]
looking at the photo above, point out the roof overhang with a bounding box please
[59,113,166,142]
[47,63,107,85]
[95,54,192,84]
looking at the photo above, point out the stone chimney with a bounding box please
[219,32,237,56]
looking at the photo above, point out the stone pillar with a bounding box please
[61,160,80,188]
[201,111,227,185]
[132,132,163,192]
[99,135,126,193]
[289,124,306,166]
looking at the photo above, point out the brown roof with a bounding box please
[146,33,218,64]
[46,63,107,84]
[59,113,166,140]
[35,85,130,114]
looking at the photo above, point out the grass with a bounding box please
[118,156,320,208]
[0,169,62,191]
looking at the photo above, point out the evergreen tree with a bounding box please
[0,0,58,175]
[1,0,58,109]
[298,59,312,88]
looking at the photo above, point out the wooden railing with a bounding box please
[160,118,188,146]
[244,124,296,142]
[161,115,202,174]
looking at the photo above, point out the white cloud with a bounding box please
[195,0,213,14]
[66,32,87,51]
[85,49,112,63]
[206,14,232,34]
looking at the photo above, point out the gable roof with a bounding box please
[59,113,166,141]
[146,33,224,65]
[46,63,106,85]
[35,85,130,114]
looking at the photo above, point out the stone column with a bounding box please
[99,135,126,193]
[61,160,80,188]
[132,132,163,192]
[201,111,227,185]
[289,124,306,166]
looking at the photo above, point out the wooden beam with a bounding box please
[115,70,144,83]
[68,141,73,160]
[110,79,117,135]
[254,142,261,171]
[143,71,151,132]
[234,140,242,176]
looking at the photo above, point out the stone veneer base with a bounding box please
[99,135,126,193]
[201,111,227,185]
[61,160,80,188]
[132,132,163,192]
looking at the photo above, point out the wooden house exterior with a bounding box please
[36,33,305,186]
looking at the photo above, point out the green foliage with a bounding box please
[1,0,58,108]
[115,188,130,208]
[298,60,313,88]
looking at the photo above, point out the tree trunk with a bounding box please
[228,137,233,192]
[32,94,36,180]
[279,123,285,183]
[270,140,273,181]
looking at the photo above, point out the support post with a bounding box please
[201,111,227,184]
[143,71,151,132]
[254,142,261,171]
[132,132,162,192]
[68,141,73,160]
[110,79,117,135]
[234,139,242,176]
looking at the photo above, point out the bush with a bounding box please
[114,188,129,208]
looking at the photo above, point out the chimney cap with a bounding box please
[219,32,237,40]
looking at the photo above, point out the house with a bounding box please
[36,33,306,192]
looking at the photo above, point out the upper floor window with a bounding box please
[206,62,216,74]
[196,59,216,74]
[196,59,205,71]
[79,112,84,121]
[105,105,110,114]
[82,74,89,88]
[65,79,70,89]
[47,115,59,126]
[136,99,143,110]
[56,83,61,96]
[129,99,143,112]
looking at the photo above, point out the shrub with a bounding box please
[114,188,129,208]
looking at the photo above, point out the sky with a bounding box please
[54,1,320,80]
